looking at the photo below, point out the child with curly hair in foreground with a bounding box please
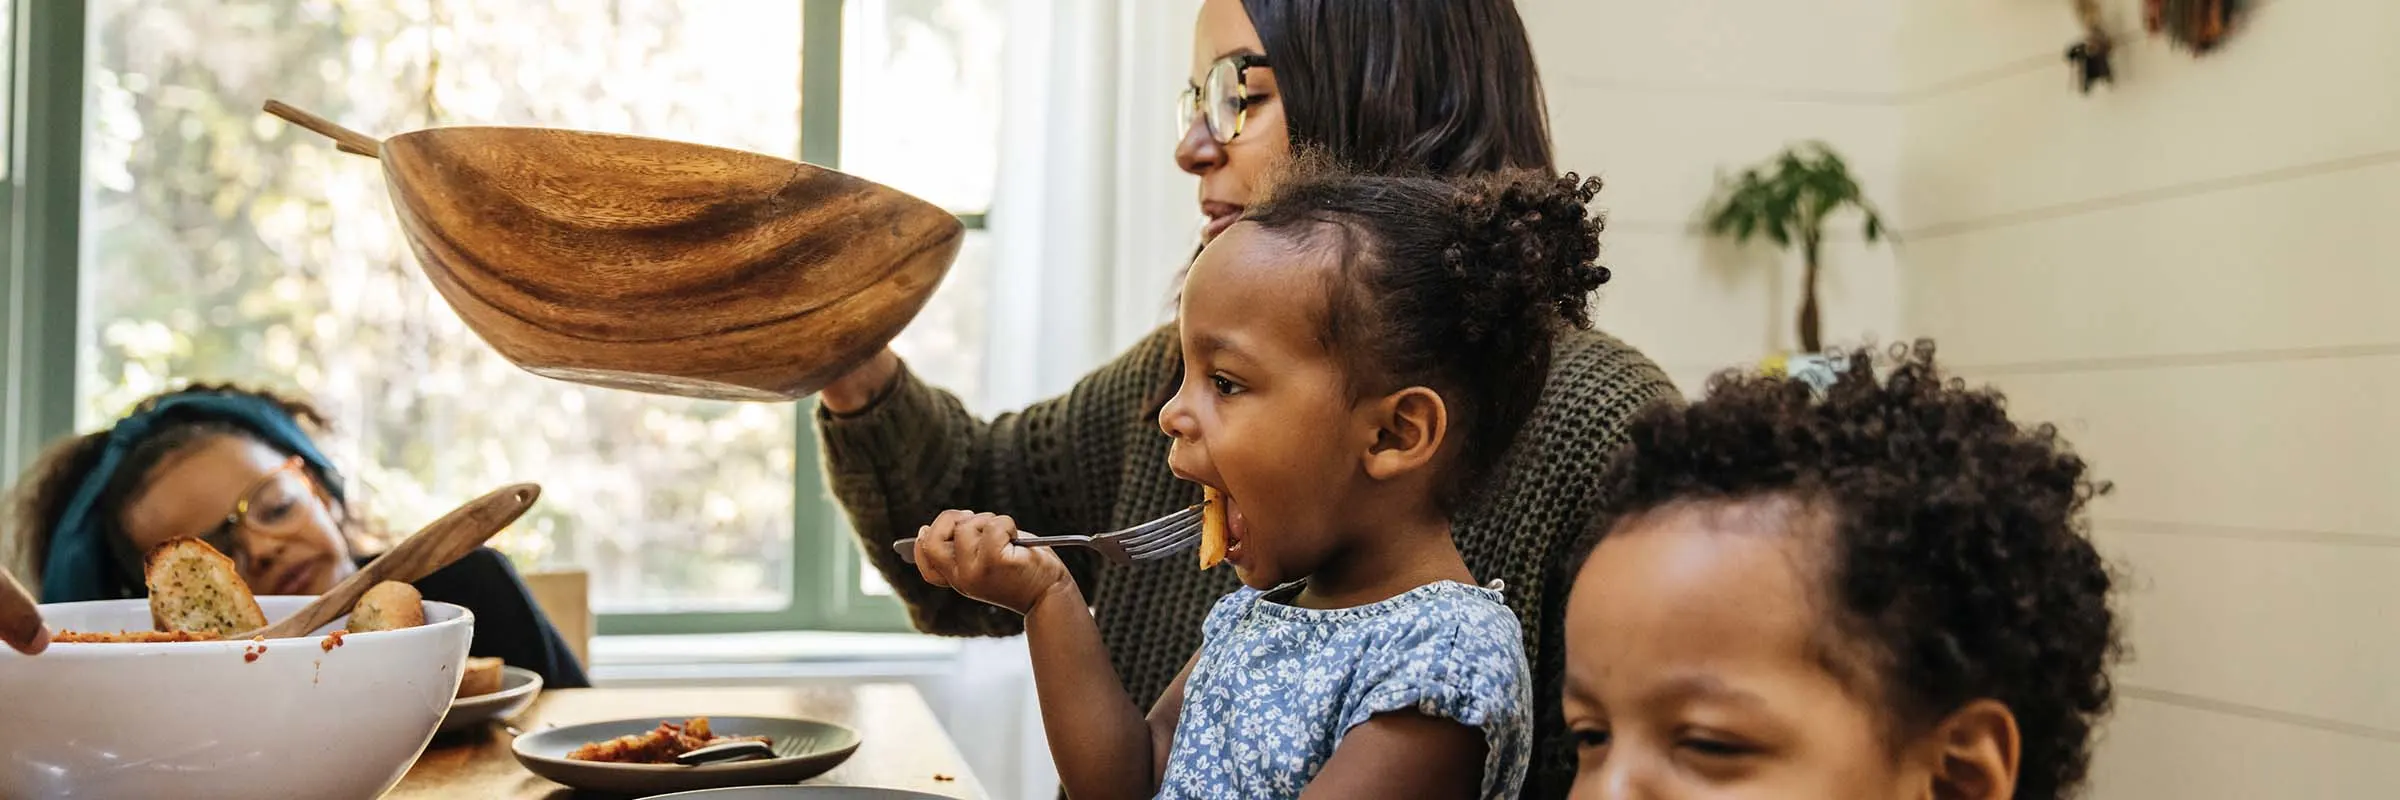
[1561,342,2121,800]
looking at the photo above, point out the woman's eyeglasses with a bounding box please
[196,456,319,568]
[1178,54,1270,145]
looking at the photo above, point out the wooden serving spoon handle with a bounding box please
[0,567,48,655]
[238,483,541,640]
[263,99,385,158]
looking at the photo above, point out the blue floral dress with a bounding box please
[1156,580,1531,799]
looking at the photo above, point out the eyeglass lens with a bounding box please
[1178,59,1250,144]
[199,467,315,562]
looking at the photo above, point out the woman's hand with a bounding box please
[911,510,1075,615]
[818,348,904,415]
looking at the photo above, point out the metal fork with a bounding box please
[676,738,777,766]
[893,504,1205,566]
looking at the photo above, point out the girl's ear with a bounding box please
[1361,387,1447,481]
[1927,699,2020,800]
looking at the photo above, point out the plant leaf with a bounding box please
[1702,142,1889,256]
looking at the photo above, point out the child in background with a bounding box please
[1561,342,2120,800]
[5,384,589,684]
[906,155,1615,799]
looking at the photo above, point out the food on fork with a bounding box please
[1199,487,1229,570]
[566,716,772,764]
[347,580,427,632]
[145,537,269,635]
[456,656,505,698]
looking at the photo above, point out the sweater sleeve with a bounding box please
[814,325,1182,637]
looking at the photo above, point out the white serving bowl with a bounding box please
[0,596,474,800]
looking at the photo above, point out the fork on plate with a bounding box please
[893,504,1204,567]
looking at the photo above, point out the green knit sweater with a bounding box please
[817,322,1679,799]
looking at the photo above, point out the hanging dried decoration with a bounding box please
[2065,0,2115,94]
[2146,0,2243,53]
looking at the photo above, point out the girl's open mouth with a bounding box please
[1222,496,1248,565]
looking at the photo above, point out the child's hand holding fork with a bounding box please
[909,509,1075,616]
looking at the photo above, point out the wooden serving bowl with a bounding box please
[265,101,962,402]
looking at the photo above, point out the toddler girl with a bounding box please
[908,155,1612,799]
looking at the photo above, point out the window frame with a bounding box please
[4,0,949,635]
[2,0,82,488]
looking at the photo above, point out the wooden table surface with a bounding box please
[387,683,985,799]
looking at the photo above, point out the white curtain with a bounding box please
[939,1,1201,798]
[980,0,1202,406]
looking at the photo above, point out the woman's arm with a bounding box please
[817,349,905,414]
[815,326,1181,638]
[1301,712,1487,799]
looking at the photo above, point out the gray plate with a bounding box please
[646,789,954,800]
[511,716,862,796]
[438,665,543,734]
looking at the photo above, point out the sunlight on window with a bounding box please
[79,0,1007,618]
[840,0,1005,215]
[77,0,820,615]
[859,562,895,596]
[837,0,1009,596]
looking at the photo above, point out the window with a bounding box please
[2,0,14,469]
[0,0,13,180]
[61,0,1004,632]
[3,0,83,485]
[838,0,1006,596]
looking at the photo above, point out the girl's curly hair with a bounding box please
[1239,150,1612,509]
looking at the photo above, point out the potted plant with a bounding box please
[2148,0,2242,53]
[1702,141,1888,360]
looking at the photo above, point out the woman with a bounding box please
[815,0,1675,796]
[2,384,589,686]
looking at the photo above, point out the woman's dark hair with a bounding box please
[1581,341,2121,800]
[4,383,349,595]
[1152,0,1559,409]
[1242,0,1554,175]
[1240,153,1608,508]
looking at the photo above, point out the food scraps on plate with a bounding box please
[566,717,773,764]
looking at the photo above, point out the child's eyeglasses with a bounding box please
[196,456,319,568]
[1178,54,1271,145]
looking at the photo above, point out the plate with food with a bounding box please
[438,658,543,733]
[511,715,862,795]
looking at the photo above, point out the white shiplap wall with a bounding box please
[1526,0,2400,796]
[1897,1,2400,797]
[1517,0,1906,395]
